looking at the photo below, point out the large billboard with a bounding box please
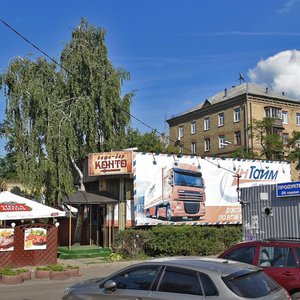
[134,153,291,225]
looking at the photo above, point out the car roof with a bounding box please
[232,238,300,247]
[137,257,260,277]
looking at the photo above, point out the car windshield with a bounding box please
[223,271,279,298]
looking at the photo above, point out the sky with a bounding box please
[1,0,300,156]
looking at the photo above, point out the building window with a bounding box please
[234,107,241,122]
[219,135,225,148]
[204,138,210,152]
[265,107,281,119]
[234,131,241,145]
[282,111,288,124]
[282,133,289,145]
[297,113,300,126]
[178,126,184,139]
[191,141,196,154]
[218,113,224,127]
[179,145,184,153]
[191,122,196,134]
[204,117,210,131]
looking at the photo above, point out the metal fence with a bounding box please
[240,184,300,240]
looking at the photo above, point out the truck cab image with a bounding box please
[144,162,205,221]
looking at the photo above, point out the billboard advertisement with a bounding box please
[134,153,291,225]
[24,227,47,250]
[88,151,133,176]
[0,228,14,251]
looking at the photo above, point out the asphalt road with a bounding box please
[0,259,140,300]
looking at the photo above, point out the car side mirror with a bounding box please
[103,280,117,293]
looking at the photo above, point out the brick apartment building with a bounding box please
[167,83,300,162]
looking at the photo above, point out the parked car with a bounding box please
[62,256,290,299]
[218,238,300,300]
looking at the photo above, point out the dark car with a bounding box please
[63,256,290,300]
[218,238,300,300]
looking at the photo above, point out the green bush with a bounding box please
[50,264,65,272]
[112,229,152,259]
[0,267,18,276]
[15,268,30,274]
[36,265,52,271]
[113,225,242,259]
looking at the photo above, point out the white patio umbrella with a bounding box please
[0,191,65,220]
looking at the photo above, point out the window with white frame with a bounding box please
[204,138,210,152]
[265,107,282,119]
[191,122,196,134]
[282,111,288,124]
[297,113,300,126]
[178,126,184,139]
[219,135,225,148]
[218,113,224,127]
[191,141,197,154]
[234,107,241,122]
[204,117,210,131]
[282,133,289,145]
[234,131,241,145]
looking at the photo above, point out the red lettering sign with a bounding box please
[0,202,32,212]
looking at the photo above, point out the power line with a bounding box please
[0,18,237,175]
[0,18,158,134]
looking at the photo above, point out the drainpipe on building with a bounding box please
[243,102,249,156]
[118,178,126,231]
[244,83,249,156]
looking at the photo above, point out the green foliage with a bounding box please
[49,264,65,272]
[109,252,123,262]
[0,268,18,276]
[124,128,179,154]
[0,18,133,204]
[36,265,52,271]
[0,267,29,275]
[232,147,258,159]
[0,153,17,180]
[15,268,30,273]
[113,226,242,258]
[112,229,152,259]
[249,117,284,160]
[287,131,300,170]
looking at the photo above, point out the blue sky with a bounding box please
[1,0,300,156]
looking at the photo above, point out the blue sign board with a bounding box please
[277,181,300,197]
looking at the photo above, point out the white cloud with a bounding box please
[248,50,300,99]
[277,0,300,14]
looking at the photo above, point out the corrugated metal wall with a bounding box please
[241,184,300,240]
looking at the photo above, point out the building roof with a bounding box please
[62,191,118,205]
[167,83,299,121]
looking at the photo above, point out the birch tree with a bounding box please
[0,18,133,206]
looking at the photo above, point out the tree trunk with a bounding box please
[73,205,85,245]
[70,156,86,245]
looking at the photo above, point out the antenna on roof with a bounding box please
[238,73,246,85]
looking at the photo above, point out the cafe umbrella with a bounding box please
[0,191,65,220]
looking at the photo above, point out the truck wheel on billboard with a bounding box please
[145,209,150,218]
[166,204,172,221]
[155,208,159,219]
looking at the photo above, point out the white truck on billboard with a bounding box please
[134,153,291,226]
[143,161,205,221]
